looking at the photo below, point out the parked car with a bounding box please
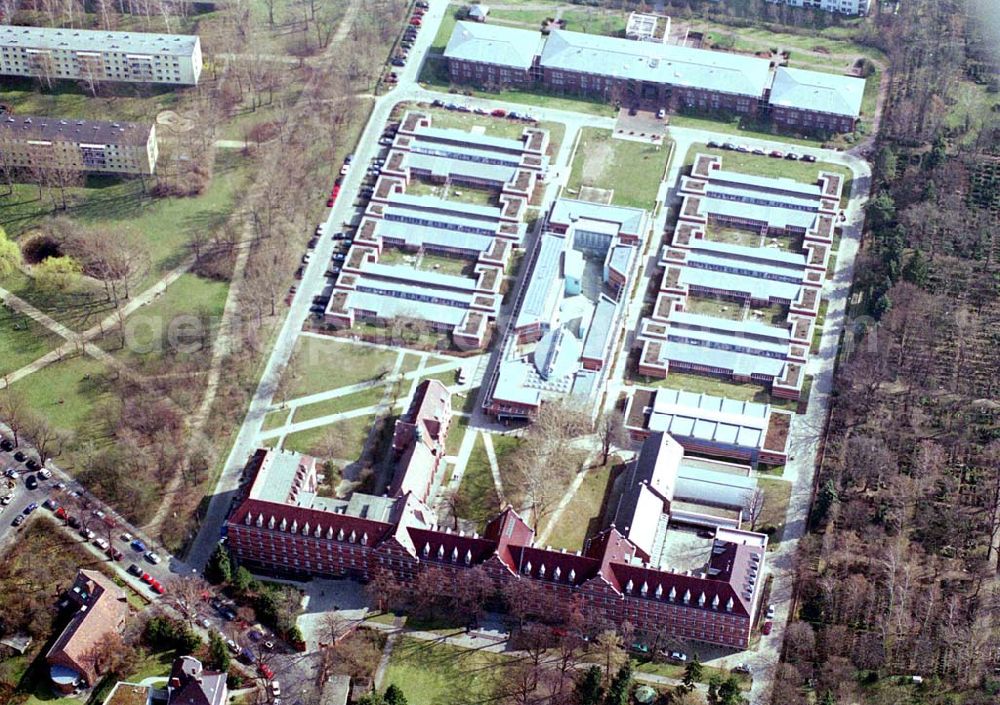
[784,152,800,160]
[416,0,429,7]
[768,150,784,158]
[707,141,721,148]
[391,57,405,67]
[240,647,257,664]
[67,515,81,528]
[37,468,51,479]
[271,681,282,697]
[732,663,752,675]
[0,494,12,506]
[801,154,817,162]
[55,506,67,520]
[12,514,25,527]
[79,527,95,540]
[127,563,143,577]
[409,17,421,26]
[150,580,165,595]
[13,451,26,462]
[259,663,274,679]
[25,475,37,490]
[93,537,110,551]
[668,651,688,662]
[657,108,666,119]
[24,502,38,514]
[490,108,507,117]
[131,539,147,552]
[5,468,19,480]
[145,551,162,565]
[722,142,737,150]
[735,144,750,153]
[752,148,766,155]
[121,532,134,542]
[762,621,773,635]
[0,438,13,451]
[106,546,124,561]
[766,604,776,619]
[140,572,154,584]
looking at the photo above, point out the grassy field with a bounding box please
[455,432,501,529]
[381,637,508,705]
[0,304,62,378]
[757,476,794,548]
[1,150,250,294]
[542,463,612,551]
[445,415,470,456]
[409,105,568,162]
[262,408,291,432]
[567,128,672,210]
[291,385,385,423]
[636,659,751,690]
[7,354,112,440]
[670,113,825,146]
[281,336,399,399]
[281,413,374,460]
[108,273,229,365]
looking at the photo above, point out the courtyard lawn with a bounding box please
[445,415,470,457]
[567,128,672,210]
[291,385,386,423]
[261,409,291,432]
[381,637,508,705]
[455,432,501,530]
[0,304,62,377]
[685,296,744,321]
[757,477,793,549]
[416,252,474,277]
[280,336,399,399]
[542,463,612,551]
[281,414,374,461]
[631,368,768,404]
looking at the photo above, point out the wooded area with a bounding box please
[774,1,1000,704]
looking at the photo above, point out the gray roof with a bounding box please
[515,233,565,330]
[550,198,649,237]
[678,240,808,302]
[581,296,618,361]
[0,24,199,56]
[768,67,865,118]
[445,20,542,70]
[645,388,770,450]
[0,114,150,146]
[541,29,771,98]
[675,461,757,511]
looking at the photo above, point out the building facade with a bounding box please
[0,25,202,85]
[766,0,871,15]
[443,21,866,132]
[0,116,158,175]
[226,441,769,650]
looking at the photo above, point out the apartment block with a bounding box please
[226,437,769,650]
[766,0,872,15]
[0,25,202,85]
[0,116,158,174]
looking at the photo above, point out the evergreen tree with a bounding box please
[717,676,742,705]
[902,249,931,288]
[205,544,232,584]
[813,479,839,527]
[604,660,633,705]
[208,631,231,672]
[384,684,408,705]
[682,656,703,690]
[575,665,604,705]
[866,191,897,232]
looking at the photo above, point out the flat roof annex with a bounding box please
[0,115,151,146]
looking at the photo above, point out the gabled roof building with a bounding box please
[226,441,768,650]
[47,570,130,693]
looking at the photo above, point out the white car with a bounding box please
[145,551,162,564]
[766,604,775,619]
[271,681,281,697]
[121,532,134,542]
[0,494,13,505]
[93,538,110,551]
[669,651,688,662]
[38,468,52,479]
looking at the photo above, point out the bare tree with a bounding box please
[596,409,628,466]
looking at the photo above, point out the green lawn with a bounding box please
[445,415,470,457]
[567,128,672,210]
[455,432,501,529]
[262,408,290,432]
[757,476,794,549]
[562,8,627,36]
[636,660,751,690]
[542,463,611,551]
[381,637,508,705]
[109,273,229,364]
[291,385,386,423]
[8,354,112,441]
[281,413,374,461]
[399,352,422,376]
[280,336,399,400]
[417,252,474,277]
[631,368,768,404]
[0,304,62,377]
[1,150,250,296]
[669,113,825,146]
[685,296,744,321]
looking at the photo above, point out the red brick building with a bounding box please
[389,379,453,503]
[226,442,767,650]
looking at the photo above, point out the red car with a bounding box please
[258,663,274,679]
[150,580,165,595]
[141,572,153,584]
[491,109,506,117]
[762,621,773,635]
[55,506,67,520]
[409,17,421,25]
[326,198,335,208]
